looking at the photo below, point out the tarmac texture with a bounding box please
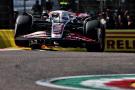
[0,51,135,90]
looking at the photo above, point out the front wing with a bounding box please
[15,31,95,47]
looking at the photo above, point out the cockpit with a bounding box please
[50,11,70,23]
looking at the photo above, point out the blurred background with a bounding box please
[0,0,134,29]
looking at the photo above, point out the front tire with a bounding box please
[15,13,32,37]
[14,13,32,47]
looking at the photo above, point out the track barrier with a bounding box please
[0,29,16,48]
[105,29,135,52]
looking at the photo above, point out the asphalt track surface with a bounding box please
[0,50,135,90]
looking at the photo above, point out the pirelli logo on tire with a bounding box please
[105,30,135,52]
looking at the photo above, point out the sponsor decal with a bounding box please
[105,30,135,51]
[106,39,135,50]
[36,74,135,90]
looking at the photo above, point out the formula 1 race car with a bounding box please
[15,10,106,52]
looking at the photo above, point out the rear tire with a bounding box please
[85,20,105,52]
